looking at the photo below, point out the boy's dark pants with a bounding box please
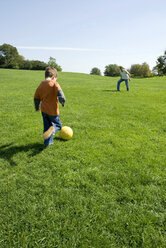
[42,112,62,146]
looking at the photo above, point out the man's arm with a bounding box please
[125,69,131,79]
[127,71,131,80]
[57,90,66,107]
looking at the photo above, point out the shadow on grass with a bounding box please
[0,142,45,166]
[54,137,67,142]
[102,90,118,92]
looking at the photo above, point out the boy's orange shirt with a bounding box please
[34,80,61,116]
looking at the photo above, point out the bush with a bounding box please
[130,64,142,77]
[30,60,48,70]
[48,57,62,71]
[153,51,166,76]
[19,60,48,70]
[19,60,33,70]
[0,43,63,71]
[90,67,101,75]
[130,63,151,77]
[0,44,24,69]
[104,64,120,76]
[140,63,151,77]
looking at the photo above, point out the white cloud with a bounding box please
[17,46,108,52]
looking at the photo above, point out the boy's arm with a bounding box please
[34,98,41,111]
[57,90,65,107]
[34,87,41,111]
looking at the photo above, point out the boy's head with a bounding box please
[45,67,58,79]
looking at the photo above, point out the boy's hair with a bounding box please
[45,67,58,78]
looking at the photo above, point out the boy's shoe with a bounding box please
[43,126,55,140]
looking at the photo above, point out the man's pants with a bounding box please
[117,78,129,91]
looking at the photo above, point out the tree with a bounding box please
[48,57,62,71]
[19,60,33,70]
[153,51,166,76]
[31,60,48,70]
[0,43,24,69]
[0,43,49,70]
[130,63,151,77]
[104,64,120,76]
[140,62,151,77]
[90,67,101,75]
[130,64,142,77]
[19,60,48,70]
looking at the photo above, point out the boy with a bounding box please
[34,67,65,146]
[117,66,131,91]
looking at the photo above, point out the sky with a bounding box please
[1,0,166,74]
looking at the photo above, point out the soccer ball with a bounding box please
[59,126,73,140]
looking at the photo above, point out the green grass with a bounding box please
[0,69,166,248]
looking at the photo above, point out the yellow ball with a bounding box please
[59,126,73,140]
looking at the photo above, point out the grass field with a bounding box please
[0,68,166,248]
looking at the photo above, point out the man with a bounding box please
[117,66,131,91]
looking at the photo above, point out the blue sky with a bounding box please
[1,0,166,74]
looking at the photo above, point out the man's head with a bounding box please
[45,67,58,79]
[119,66,124,71]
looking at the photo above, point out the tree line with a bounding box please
[90,50,166,77]
[0,43,166,77]
[0,44,62,71]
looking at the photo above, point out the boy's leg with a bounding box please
[117,78,123,91]
[125,79,129,91]
[49,115,62,134]
[42,112,54,146]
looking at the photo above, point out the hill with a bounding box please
[0,69,166,247]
